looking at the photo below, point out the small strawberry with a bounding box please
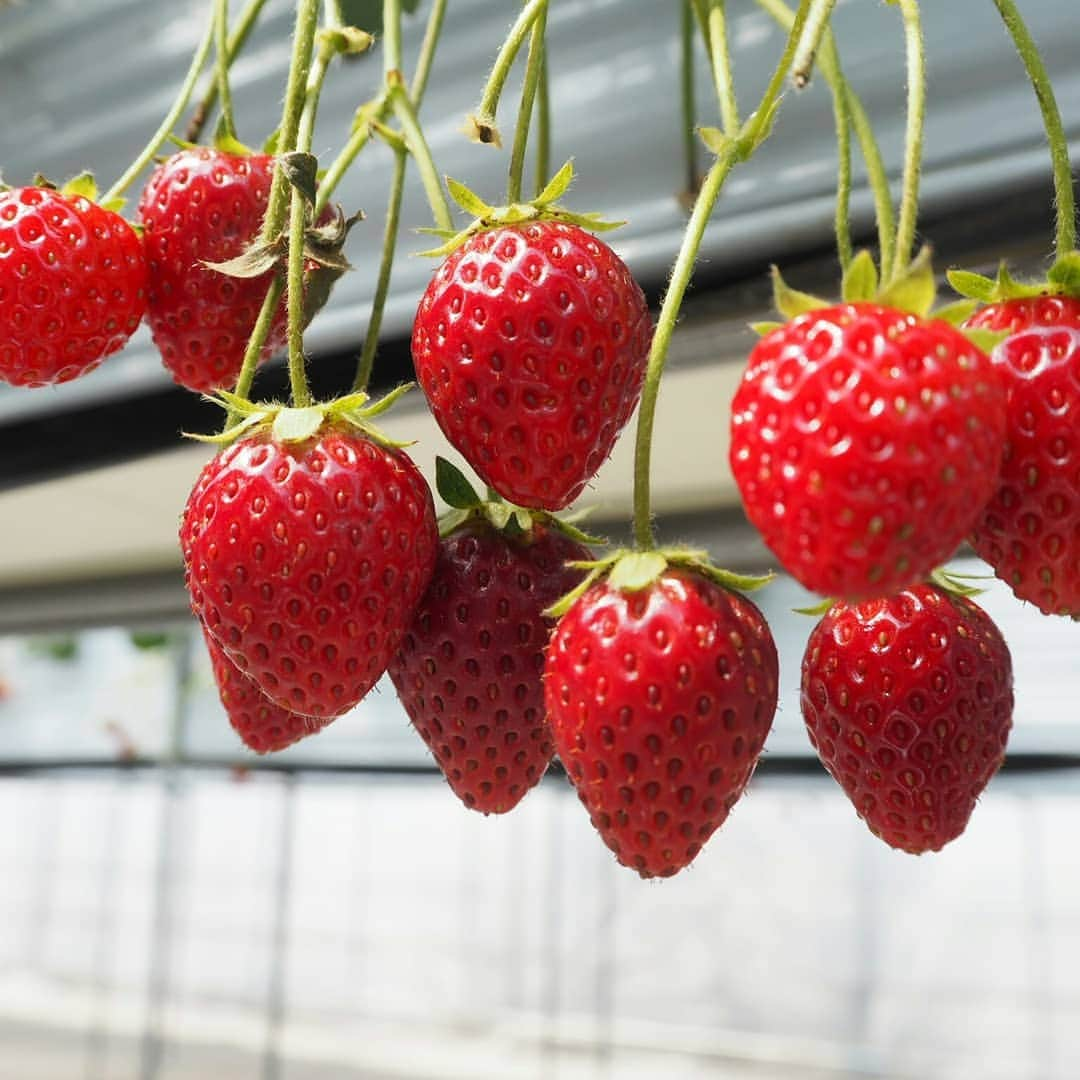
[962,297,1080,616]
[730,301,1006,600]
[181,393,438,719]
[0,183,146,387]
[389,461,593,813]
[138,148,285,393]
[202,625,329,753]
[801,582,1014,854]
[545,552,778,878]
[411,164,652,510]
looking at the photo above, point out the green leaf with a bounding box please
[280,151,319,207]
[749,320,783,336]
[963,328,1008,356]
[876,246,936,317]
[535,159,574,205]
[262,127,281,155]
[1047,251,1080,294]
[61,171,98,201]
[213,118,254,157]
[203,237,283,278]
[932,299,978,327]
[272,406,326,444]
[945,268,996,302]
[771,266,828,320]
[607,551,668,592]
[445,175,492,218]
[840,249,878,303]
[435,457,482,510]
[697,126,731,155]
[544,567,606,619]
[793,598,835,616]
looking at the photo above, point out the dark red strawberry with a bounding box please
[389,519,589,814]
[965,296,1080,615]
[730,303,1007,600]
[801,583,1014,854]
[138,148,284,393]
[202,625,329,753]
[545,566,778,878]
[181,414,438,718]
[0,185,146,387]
[412,220,652,510]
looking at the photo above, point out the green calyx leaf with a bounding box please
[749,320,783,336]
[418,160,624,259]
[60,171,98,202]
[946,257,1079,304]
[697,126,732,156]
[962,327,1009,356]
[772,265,830,320]
[435,456,482,510]
[1047,252,1080,294]
[932,298,979,327]
[213,121,255,158]
[840,249,879,304]
[607,551,669,592]
[929,566,987,599]
[875,245,936,317]
[793,598,836,617]
[203,237,285,279]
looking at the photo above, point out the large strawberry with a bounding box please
[0,182,146,387]
[139,148,285,393]
[181,394,438,719]
[801,582,1014,854]
[202,625,329,753]
[411,164,652,511]
[389,461,593,813]
[962,296,1080,616]
[730,298,1006,600]
[545,551,778,878]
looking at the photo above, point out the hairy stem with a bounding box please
[708,1,739,135]
[474,0,547,131]
[228,277,285,421]
[681,1,700,196]
[533,43,551,196]
[391,85,453,231]
[890,0,925,282]
[410,0,448,102]
[507,1,548,202]
[791,0,837,87]
[214,0,237,138]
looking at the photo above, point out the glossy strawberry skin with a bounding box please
[730,304,1007,601]
[202,625,330,753]
[389,521,589,814]
[966,297,1080,615]
[0,186,146,387]
[412,221,652,510]
[138,148,284,393]
[181,427,438,719]
[545,570,779,878]
[801,584,1014,854]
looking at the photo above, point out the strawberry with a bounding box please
[180,401,438,719]
[202,625,329,753]
[0,185,146,387]
[389,515,590,814]
[545,561,778,878]
[138,148,285,393]
[801,583,1014,854]
[730,303,1007,600]
[964,296,1080,616]
[412,219,652,510]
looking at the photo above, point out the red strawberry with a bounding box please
[389,519,590,814]
[0,186,146,387]
[545,567,778,878]
[181,417,438,718]
[138,148,284,393]
[801,583,1014,854]
[965,296,1080,615]
[412,220,652,510]
[730,303,1007,600]
[202,625,329,753]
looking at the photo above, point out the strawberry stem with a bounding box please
[101,7,217,203]
[390,85,453,231]
[227,277,285,424]
[213,0,238,140]
[991,0,1076,258]
[706,1,740,137]
[410,0,448,102]
[632,0,813,551]
[790,0,837,89]
[533,43,551,198]
[506,0,548,204]
[681,3,701,199]
[889,0,925,284]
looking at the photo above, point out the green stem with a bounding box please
[101,8,216,202]
[391,85,453,231]
[286,187,312,406]
[991,0,1076,256]
[830,41,853,272]
[228,277,285,419]
[890,0,925,282]
[680,1,699,196]
[185,0,272,142]
[791,0,837,88]
[383,0,403,74]
[353,148,408,392]
[507,1,548,203]
[708,1,739,136]
[474,0,547,131]
[533,42,551,197]
[633,0,813,550]
[214,0,237,138]
[410,0,448,102]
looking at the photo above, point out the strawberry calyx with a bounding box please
[7,171,131,217]
[186,385,415,450]
[946,253,1080,305]
[434,457,604,545]
[760,249,1007,355]
[545,548,774,618]
[928,566,988,599]
[418,160,623,258]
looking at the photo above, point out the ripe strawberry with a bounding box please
[138,148,285,393]
[0,185,146,387]
[412,220,652,510]
[181,420,438,718]
[730,303,1007,600]
[389,519,589,814]
[965,296,1080,615]
[202,625,329,753]
[545,567,779,878]
[801,583,1014,854]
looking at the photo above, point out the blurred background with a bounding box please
[0,1,1078,1077]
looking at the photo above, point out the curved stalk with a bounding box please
[890,0,925,282]
[474,0,548,131]
[507,1,548,203]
